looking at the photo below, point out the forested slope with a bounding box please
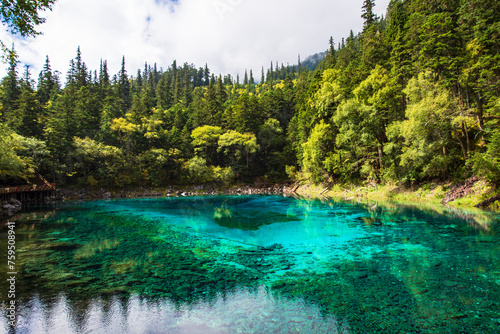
[1,0,499,191]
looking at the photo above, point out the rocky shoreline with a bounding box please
[1,183,297,217]
[3,178,498,216]
[56,183,295,201]
[1,198,23,217]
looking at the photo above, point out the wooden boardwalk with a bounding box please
[1,175,56,203]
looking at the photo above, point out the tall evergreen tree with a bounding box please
[118,56,131,111]
[74,46,88,88]
[37,55,58,104]
[362,0,377,27]
[156,75,172,110]
[204,64,210,86]
[0,46,20,126]
[243,70,249,85]
[99,60,110,88]
[16,65,44,138]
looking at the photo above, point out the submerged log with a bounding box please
[475,193,500,208]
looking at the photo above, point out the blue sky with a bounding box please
[0,0,390,81]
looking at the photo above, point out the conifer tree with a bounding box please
[74,46,88,88]
[156,75,172,110]
[99,60,110,88]
[243,70,249,85]
[37,56,57,104]
[0,46,20,125]
[362,0,377,27]
[17,66,44,137]
[204,64,210,85]
[118,56,131,110]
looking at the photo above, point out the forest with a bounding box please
[1,0,499,191]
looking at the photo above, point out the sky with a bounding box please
[0,0,390,82]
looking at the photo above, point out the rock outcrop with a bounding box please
[1,198,22,217]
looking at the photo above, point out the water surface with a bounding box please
[1,195,499,333]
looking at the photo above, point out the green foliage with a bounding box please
[388,71,460,182]
[191,125,223,161]
[312,69,344,117]
[0,123,39,180]
[300,121,335,183]
[72,137,125,186]
[1,0,500,190]
[258,118,284,156]
[0,0,56,37]
[362,0,377,27]
[473,131,500,184]
[218,130,259,170]
[185,156,234,185]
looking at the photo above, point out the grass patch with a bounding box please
[294,179,499,212]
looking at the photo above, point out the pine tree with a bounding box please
[99,60,110,88]
[118,56,131,110]
[74,46,88,88]
[0,46,20,125]
[133,70,143,94]
[37,56,56,104]
[362,0,377,28]
[17,66,43,137]
[243,70,249,85]
[326,36,337,67]
[329,36,335,57]
[156,75,172,110]
[66,59,76,87]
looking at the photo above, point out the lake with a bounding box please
[1,195,499,333]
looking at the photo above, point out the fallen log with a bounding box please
[320,183,333,195]
[442,176,479,204]
[475,193,500,208]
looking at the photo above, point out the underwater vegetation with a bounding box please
[1,196,499,333]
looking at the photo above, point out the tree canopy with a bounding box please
[1,0,56,37]
[1,0,499,189]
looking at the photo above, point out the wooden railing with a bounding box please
[0,184,56,194]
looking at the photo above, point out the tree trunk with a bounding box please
[462,121,470,157]
[378,145,384,170]
[455,127,467,162]
[477,94,485,131]
[475,193,500,208]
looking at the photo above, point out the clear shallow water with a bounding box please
[1,195,499,333]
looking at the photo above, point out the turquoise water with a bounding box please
[1,195,499,333]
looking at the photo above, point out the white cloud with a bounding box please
[0,0,390,81]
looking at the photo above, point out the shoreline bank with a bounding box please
[290,179,499,212]
[3,178,499,216]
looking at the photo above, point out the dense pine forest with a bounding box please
[1,0,499,191]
